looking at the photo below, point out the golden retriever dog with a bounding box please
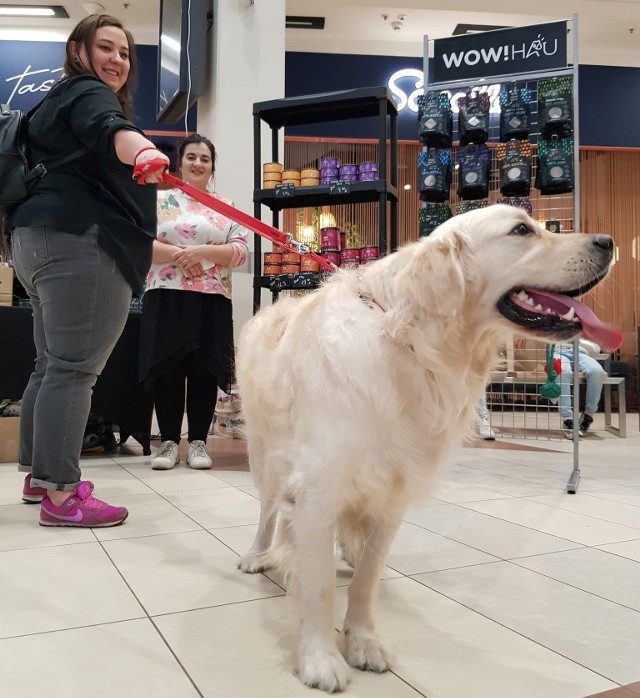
[236,205,620,692]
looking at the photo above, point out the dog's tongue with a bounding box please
[525,288,623,352]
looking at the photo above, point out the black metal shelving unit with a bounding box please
[252,86,398,310]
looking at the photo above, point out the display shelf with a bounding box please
[252,86,398,311]
[254,181,398,211]
[253,86,396,128]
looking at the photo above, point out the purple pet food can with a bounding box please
[358,172,378,181]
[320,167,339,178]
[320,177,334,185]
[339,164,358,176]
[340,174,358,183]
[359,161,379,173]
[320,157,340,169]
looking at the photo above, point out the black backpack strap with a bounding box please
[24,149,87,184]
[23,77,89,184]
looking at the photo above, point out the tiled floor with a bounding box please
[0,417,639,697]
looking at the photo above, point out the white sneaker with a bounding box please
[187,440,212,469]
[478,420,495,440]
[151,440,180,470]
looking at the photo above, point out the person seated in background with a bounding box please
[555,339,605,437]
[139,134,248,471]
[476,394,495,440]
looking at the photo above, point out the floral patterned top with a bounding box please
[145,188,249,299]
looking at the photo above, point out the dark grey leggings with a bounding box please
[11,225,131,491]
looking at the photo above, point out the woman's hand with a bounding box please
[135,149,170,184]
[172,245,207,278]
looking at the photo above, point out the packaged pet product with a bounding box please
[456,143,491,200]
[418,203,452,237]
[535,135,574,195]
[497,139,532,197]
[496,196,533,216]
[499,83,531,141]
[538,76,573,137]
[417,148,452,203]
[457,90,490,145]
[417,91,453,147]
[456,200,489,215]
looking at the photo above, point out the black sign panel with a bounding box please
[432,22,567,83]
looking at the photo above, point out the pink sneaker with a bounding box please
[22,475,94,504]
[22,475,47,503]
[39,482,128,528]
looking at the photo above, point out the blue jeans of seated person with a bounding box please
[11,225,132,492]
[555,347,605,420]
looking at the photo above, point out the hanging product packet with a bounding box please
[499,83,531,141]
[417,91,453,147]
[535,135,574,195]
[456,143,491,200]
[497,139,532,197]
[497,196,533,216]
[456,200,489,215]
[417,148,452,203]
[538,76,573,137]
[458,90,490,145]
[418,202,452,237]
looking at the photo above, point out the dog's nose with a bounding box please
[592,234,613,250]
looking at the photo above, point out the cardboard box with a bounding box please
[0,265,14,306]
[0,417,20,463]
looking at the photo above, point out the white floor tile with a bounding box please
[119,461,232,493]
[514,547,640,611]
[597,538,640,563]
[0,503,95,552]
[413,561,640,684]
[0,542,144,638]
[0,619,200,697]
[154,596,424,697]
[462,498,640,546]
[163,487,261,528]
[404,503,582,559]
[386,521,498,574]
[525,493,640,531]
[103,530,284,616]
[334,577,616,698]
[91,492,202,542]
[589,486,640,507]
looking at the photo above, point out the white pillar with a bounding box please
[198,0,286,339]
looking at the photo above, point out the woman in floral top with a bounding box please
[139,134,248,470]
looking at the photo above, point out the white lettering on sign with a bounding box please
[441,33,559,71]
[387,69,424,113]
[3,65,63,105]
[388,68,502,115]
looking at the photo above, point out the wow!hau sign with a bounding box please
[432,21,568,83]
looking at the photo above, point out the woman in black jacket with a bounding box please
[11,14,169,527]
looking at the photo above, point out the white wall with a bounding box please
[198,0,286,341]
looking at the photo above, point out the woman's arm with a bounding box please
[113,129,169,183]
[172,243,236,269]
[152,239,183,263]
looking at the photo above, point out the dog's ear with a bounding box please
[404,223,473,318]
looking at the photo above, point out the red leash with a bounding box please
[133,159,334,271]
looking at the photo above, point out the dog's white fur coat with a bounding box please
[236,205,612,692]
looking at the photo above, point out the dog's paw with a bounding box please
[237,551,270,574]
[339,630,393,673]
[297,648,350,693]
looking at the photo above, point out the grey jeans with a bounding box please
[11,225,132,491]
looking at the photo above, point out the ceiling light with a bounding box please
[0,4,69,17]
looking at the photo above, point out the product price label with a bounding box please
[329,180,351,195]
[274,183,296,198]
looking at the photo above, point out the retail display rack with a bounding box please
[421,17,588,492]
[251,86,398,310]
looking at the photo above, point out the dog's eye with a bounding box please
[510,223,531,236]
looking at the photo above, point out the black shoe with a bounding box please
[579,413,593,436]
[563,419,574,439]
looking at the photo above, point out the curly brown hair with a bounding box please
[63,14,137,119]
